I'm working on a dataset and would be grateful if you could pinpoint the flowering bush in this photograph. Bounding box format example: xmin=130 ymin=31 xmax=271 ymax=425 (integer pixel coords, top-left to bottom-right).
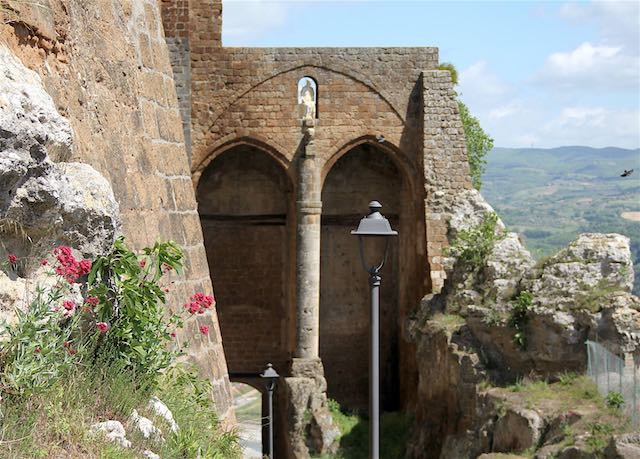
xmin=87 ymin=237 xmax=187 ymax=379
xmin=1 ymin=238 xmax=217 ymax=395
xmin=0 ymin=284 xmax=88 ymax=396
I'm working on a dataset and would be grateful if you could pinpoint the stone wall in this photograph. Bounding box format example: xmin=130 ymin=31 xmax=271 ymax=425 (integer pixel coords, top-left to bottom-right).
xmin=0 ymin=0 xmax=234 ymax=422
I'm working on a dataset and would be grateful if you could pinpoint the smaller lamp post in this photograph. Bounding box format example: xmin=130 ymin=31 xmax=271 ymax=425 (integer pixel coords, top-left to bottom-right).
xmin=261 ymin=363 xmax=280 ymax=459
xmin=351 ymin=201 xmax=397 ymax=459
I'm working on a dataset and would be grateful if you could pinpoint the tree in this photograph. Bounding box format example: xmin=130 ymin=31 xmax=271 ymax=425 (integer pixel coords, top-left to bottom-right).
xmin=438 ymin=63 xmax=494 ymax=190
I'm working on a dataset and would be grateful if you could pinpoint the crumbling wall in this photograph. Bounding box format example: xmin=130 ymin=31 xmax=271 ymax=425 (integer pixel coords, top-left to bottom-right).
xmin=0 ymin=0 xmax=234 ymax=421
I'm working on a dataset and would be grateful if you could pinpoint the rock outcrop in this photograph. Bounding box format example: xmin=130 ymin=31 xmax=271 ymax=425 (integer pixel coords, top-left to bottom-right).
xmin=407 ymin=190 xmax=639 ymax=458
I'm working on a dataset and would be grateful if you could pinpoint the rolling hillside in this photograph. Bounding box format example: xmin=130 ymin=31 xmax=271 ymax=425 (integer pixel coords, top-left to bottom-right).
xmin=482 ymin=146 xmax=640 ymax=294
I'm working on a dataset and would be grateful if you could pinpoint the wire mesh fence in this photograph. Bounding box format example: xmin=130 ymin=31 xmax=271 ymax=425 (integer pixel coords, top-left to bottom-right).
xmin=586 ymin=340 xmax=639 ymax=427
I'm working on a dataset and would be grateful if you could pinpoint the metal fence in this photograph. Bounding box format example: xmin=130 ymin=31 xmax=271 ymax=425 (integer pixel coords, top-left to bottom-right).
xmin=586 ymin=340 xmax=639 ymax=426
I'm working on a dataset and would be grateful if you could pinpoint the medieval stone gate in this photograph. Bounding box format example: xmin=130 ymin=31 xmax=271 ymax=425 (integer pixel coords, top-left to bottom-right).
xmin=160 ymin=0 xmax=473 ymax=455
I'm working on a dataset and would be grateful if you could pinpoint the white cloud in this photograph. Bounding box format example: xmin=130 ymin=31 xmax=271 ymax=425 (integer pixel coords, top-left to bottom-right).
xmin=559 ymin=1 xmax=640 ymax=51
xmin=459 ymin=61 xmax=511 ymax=101
xmin=489 ymin=101 xmax=522 ymax=121
xmin=538 ymin=106 xmax=640 ymax=147
xmin=223 ymin=1 xmax=291 ymax=42
xmin=535 ymin=42 xmax=639 ymax=90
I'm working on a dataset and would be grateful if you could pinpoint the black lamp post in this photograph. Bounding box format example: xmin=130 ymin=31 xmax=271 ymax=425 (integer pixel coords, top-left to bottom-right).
xmin=260 ymin=363 xmax=279 ymax=459
xmin=351 ymin=201 xmax=397 ymax=459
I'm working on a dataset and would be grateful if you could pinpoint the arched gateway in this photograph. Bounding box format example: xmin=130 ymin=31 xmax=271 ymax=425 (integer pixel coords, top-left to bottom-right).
xmin=161 ymin=0 xmax=474 ymax=455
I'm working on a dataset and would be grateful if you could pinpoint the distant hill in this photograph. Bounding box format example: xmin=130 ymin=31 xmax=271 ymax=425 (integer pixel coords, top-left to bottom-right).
xmin=482 ymin=146 xmax=640 ymax=295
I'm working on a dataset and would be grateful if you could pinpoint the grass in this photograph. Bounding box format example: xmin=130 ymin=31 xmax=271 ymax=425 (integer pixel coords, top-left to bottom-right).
xmin=429 ymin=313 xmax=466 ymax=333
xmin=487 ymin=374 xmax=632 ymax=456
xmin=312 ymin=399 xmax=412 ymax=459
xmin=0 ymin=363 xmax=240 ymax=459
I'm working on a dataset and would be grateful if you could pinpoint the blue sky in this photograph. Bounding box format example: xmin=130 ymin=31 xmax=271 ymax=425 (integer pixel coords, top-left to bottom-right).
xmin=222 ymin=0 xmax=640 ymax=149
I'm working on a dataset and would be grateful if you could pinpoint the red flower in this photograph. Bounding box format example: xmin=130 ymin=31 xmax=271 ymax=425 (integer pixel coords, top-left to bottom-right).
xmin=63 ymin=341 xmax=70 ymax=348
xmin=170 ymin=331 xmax=177 ymax=338
xmin=85 ymin=296 xmax=99 ymax=307
xmin=139 ymin=260 xmax=146 ymax=268
xmin=62 ymin=300 xmax=76 ymax=311
xmin=96 ymin=322 xmax=109 ymax=333
xmin=199 ymin=325 xmax=209 ymax=335
xmin=53 ymin=246 xmax=92 ymax=283
xmin=164 ymin=288 xmax=170 ymax=293
xmin=162 ymin=263 xmax=173 ymax=272
xmin=40 ymin=259 xmax=48 ymax=266
xmin=7 ymin=254 xmax=17 ymax=264
xmin=68 ymin=348 xmax=77 ymax=355
xmin=184 ymin=292 xmax=216 ymax=315
xmin=35 ymin=346 xmax=41 ymax=353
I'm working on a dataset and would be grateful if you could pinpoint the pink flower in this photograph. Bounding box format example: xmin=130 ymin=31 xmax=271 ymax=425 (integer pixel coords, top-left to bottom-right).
xmin=184 ymin=292 xmax=216 ymax=315
xmin=41 ymin=259 xmax=48 ymax=266
xmin=7 ymin=254 xmax=17 ymax=264
xmin=53 ymin=246 xmax=92 ymax=283
xmin=62 ymin=300 xmax=76 ymax=311
xmin=96 ymin=322 xmax=109 ymax=333
xmin=170 ymin=331 xmax=177 ymax=338
xmin=139 ymin=260 xmax=146 ymax=268
xmin=199 ymin=325 xmax=209 ymax=335
xmin=85 ymin=296 xmax=99 ymax=307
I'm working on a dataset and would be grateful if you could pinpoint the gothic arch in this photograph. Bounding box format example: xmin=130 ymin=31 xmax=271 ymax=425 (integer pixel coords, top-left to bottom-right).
xmin=196 ymin=142 xmax=295 ymax=375
xmin=193 ymin=135 xmax=293 ymax=189
xmin=321 ymin=134 xmax=418 ymax=197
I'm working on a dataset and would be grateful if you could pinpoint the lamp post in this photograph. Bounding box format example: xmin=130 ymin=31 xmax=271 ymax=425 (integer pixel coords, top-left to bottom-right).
xmin=261 ymin=363 xmax=280 ymax=459
xmin=351 ymin=201 xmax=398 ymax=459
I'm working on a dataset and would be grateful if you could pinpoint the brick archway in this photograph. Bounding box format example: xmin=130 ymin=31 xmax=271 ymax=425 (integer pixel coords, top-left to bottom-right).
xmin=320 ymin=142 xmax=410 ymax=412
xmin=196 ymin=142 xmax=295 ymax=375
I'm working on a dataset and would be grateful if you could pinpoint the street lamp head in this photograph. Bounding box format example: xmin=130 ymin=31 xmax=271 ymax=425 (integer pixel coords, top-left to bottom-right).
xmin=350 ymin=201 xmax=398 ymax=237
xmin=260 ymin=363 xmax=280 ymax=391
xmin=352 ymin=201 xmax=398 ymax=273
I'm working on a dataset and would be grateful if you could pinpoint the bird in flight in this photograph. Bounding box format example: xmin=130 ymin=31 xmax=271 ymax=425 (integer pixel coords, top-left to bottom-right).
xmin=375 ymin=134 xmax=386 ymax=143
xmin=620 ymin=169 xmax=634 ymax=177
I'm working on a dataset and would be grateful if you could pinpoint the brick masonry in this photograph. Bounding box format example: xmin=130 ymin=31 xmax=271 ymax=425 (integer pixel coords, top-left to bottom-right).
xmin=0 ymin=0 xmax=234 ymax=422
xmin=158 ymin=0 xmax=473 ymax=417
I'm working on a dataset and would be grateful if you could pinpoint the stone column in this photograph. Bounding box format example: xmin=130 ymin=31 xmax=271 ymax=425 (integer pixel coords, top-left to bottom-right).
xmin=295 ymin=133 xmax=322 ymax=360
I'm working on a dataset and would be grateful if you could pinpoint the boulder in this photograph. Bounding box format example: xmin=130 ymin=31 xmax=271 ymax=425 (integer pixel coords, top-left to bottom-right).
xmin=493 ymin=408 xmax=545 ymax=453
xmin=90 ymin=420 xmax=131 ymax=448
xmin=0 ymin=45 xmax=120 ymax=265
xmin=130 ymin=409 xmax=163 ymax=440
xmin=605 ymin=433 xmax=640 ymax=459
xmin=0 ymin=45 xmax=72 ymax=158
xmin=148 ymin=396 xmax=179 ymax=433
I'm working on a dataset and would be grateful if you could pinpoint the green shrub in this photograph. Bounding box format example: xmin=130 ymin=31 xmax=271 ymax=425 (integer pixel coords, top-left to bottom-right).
xmin=87 ymin=237 xmax=185 ymax=381
xmin=0 ymin=238 xmax=236 ymax=458
xmin=0 ymin=283 xmax=90 ymax=396
xmin=509 ymin=291 xmax=533 ymax=350
xmin=605 ymin=391 xmax=625 ymax=410
xmin=446 ymin=212 xmax=503 ymax=271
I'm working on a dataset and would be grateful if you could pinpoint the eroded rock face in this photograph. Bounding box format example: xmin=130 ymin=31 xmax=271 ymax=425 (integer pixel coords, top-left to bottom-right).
xmin=0 ymin=45 xmax=120 ymax=264
xmin=406 ymin=190 xmax=640 ymax=458
xmin=0 ymin=46 xmax=120 ymax=323
xmin=0 ymin=45 xmax=72 ymax=157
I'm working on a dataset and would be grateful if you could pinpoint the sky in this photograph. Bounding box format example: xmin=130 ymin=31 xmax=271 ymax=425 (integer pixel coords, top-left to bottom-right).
xmin=222 ymin=0 xmax=640 ymax=149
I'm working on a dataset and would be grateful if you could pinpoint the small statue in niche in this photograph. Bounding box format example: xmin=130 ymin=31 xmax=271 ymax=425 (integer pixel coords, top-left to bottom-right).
xmin=298 ymin=78 xmax=316 ymax=123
